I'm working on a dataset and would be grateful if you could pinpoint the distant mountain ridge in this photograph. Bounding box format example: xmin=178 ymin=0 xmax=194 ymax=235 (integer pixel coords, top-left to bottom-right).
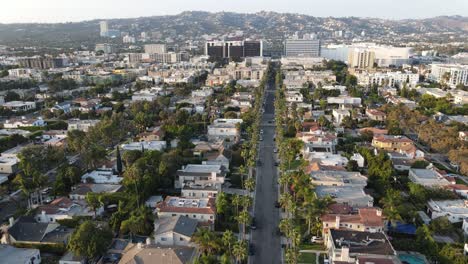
xmin=0 ymin=11 xmax=466 ymax=48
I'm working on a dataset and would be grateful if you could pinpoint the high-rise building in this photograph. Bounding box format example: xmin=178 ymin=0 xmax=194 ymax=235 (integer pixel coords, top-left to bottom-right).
xmin=348 ymin=49 xmax=375 ymax=69
xmin=144 ymin=44 xmax=167 ymax=54
xmin=205 ymin=39 xmax=262 ymax=58
xmin=100 ymin=21 xmax=108 ymax=37
xmin=18 ymin=57 xmax=64 ymax=69
xmin=284 ymin=38 xmax=320 ymax=57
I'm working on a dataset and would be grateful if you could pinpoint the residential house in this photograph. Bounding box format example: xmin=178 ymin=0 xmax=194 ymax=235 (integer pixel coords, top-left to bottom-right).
xmin=366 ymin=109 xmax=386 ymax=121
xmin=3 ymin=117 xmax=46 ymax=129
xmin=310 ymin=170 xmax=367 ymax=187
xmin=372 ymin=135 xmax=424 ymax=160
xmin=69 ymin=183 xmax=123 ymax=200
xmin=327 ymin=230 xmax=397 ymax=264
xmin=118 ymin=243 xmax=196 ymax=264
xmin=0 ymin=244 xmax=41 ymax=264
xmin=207 ymin=118 xmax=243 ymax=142
xmin=154 ymin=216 xmax=198 ymax=246
xmin=202 ymin=147 xmax=231 ymax=169
xmin=408 ymin=168 xmax=451 ymax=187
xmin=315 ymin=185 xmax=374 ymax=208
xmin=427 ymin=199 xmax=468 ymax=223
xmin=121 ymin=141 xmax=167 ymax=152
xmin=156 ymin=196 xmax=216 ymax=225
xmin=298 ymin=132 xmax=338 ymax=153
xmin=321 ymin=208 xmax=385 ymax=241
xmin=81 ymin=167 xmax=122 ymax=184
xmin=35 ymin=197 xmax=99 ymax=223
xmin=176 ymin=164 xmax=227 ymax=198
xmin=59 ymin=251 xmax=85 ymax=264
xmin=67 ymin=119 xmax=100 ymax=132
xmin=1 ymin=216 xmax=73 ymax=245
xmin=137 ymin=127 xmax=164 ymax=142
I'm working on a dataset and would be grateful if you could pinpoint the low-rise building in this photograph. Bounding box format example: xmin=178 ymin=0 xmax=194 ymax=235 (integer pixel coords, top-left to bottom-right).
xmin=408 ymin=168 xmax=451 ymax=187
xmin=69 ymin=183 xmax=123 ymax=200
xmin=67 ymin=119 xmax=100 ymax=132
xmin=176 ymin=164 xmax=226 ymax=198
xmin=119 ymin=243 xmax=196 ymax=264
xmin=427 ymin=199 xmax=468 ymax=223
xmin=121 ymin=141 xmax=167 ymax=152
xmin=366 ymin=109 xmax=386 ymax=121
xmin=156 ymin=196 xmax=216 ymax=225
xmin=0 ymin=244 xmax=41 ymax=264
xmin=3 ymin=117 xmax=46 ymax=128
xmin=327 ymin=230 xmax=397 ymax=264
xmin=372 ymin=135 xmax=414 ymax=152
xmin=81 ymin=167 xmax=122 ymax=184
xmin=154 ymin=216 xmax=198 ymax=246
xmin=310 ymin=170 xmax=367 ymax=187
xmin=1 ymin=101 xmax=36 ymax=112
xmin=207 ymin=118 xmax=243 ymax=142
xmin=2 ymin=216 xmax=73 ymax=245
xmin=35 ymin=197 xmax=98 ymax=223
xmin=321 ymin=208 xmax=385 ymax=241
xmin=315 ymin=185 xmax=374 ymax=208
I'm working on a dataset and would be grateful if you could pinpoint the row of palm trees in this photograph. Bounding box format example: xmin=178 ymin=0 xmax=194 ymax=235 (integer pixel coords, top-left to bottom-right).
xmin=192 ymin=63 xmax=272 ymax=264
xmin=274 ymin=67 xmax=333 ymax=264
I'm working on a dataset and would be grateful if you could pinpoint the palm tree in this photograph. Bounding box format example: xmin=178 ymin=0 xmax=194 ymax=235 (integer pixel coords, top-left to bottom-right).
xmin=381 ymin=189 xmax=403 ymax=225
xmin=243 ymin=178 xmax=255 ymax=192
xmin=192 ymin=228 xmax=220 ymax=255
xmin=232 ymin=240 xmax=248 ymax=264
xmin=240 ymin=196 xmax=252 ymax=211
xmin=238 ymin=165 xmax=247 ymax=191
xmin=222 ymin=230 xmax=235 ymax=254
xmin=232 ymin=194 xmax=242 ymax=217
xmin=237 ymin=210 xmax=251 ymax=240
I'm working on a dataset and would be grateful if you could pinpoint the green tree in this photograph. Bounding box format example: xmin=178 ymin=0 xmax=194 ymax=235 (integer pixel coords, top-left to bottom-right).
xmin=192 ymin=228 xmax=220 ymax=255
xmin=68 ymin=221 xmax=113 ymax=259
xmin=232 ymin=240 xmax=248 ymax=264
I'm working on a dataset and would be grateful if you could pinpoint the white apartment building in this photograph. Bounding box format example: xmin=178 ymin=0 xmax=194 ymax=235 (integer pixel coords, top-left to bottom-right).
xmin=429 ymin=64 xmax=468 ymax=88
xmin=408 ymin=168 xmax=451 ymax=187
xmin=132 ymin=88 xmax=159 ymax=102
xmin=356 ymin=71 xmax=419 ymax=88
xmin=176 ymin=164 xmax=227 ymax=199
xmin=348 ymin=49 xmax=375 ymax=69
xmin=121 ymin=141 xmax=167 ymax=152
xmin=284 ymin=38 xmax=320 ymax=57
xmin=144 ymin=44 xmax=167 ymax=54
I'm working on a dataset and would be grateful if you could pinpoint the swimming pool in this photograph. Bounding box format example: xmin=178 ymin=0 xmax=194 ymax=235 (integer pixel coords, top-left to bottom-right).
xmin=398 ymin=253 xmax=427 ymax=264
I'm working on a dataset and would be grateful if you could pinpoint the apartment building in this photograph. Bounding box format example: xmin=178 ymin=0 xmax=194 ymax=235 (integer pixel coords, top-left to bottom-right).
xmin=429 ymin=64 xmax=468 ymax=88
xmin=176 ymin=164 xmax=226 ymax=198
xmin=284 ymin=38 xmax=320 ymax=57
xmin=156 ymin=196 xmax=216 ymax=225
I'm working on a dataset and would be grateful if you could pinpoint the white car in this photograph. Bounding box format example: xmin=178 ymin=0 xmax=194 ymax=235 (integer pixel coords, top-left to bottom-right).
xmin=311 ymin=236 xmax=323 ymax=243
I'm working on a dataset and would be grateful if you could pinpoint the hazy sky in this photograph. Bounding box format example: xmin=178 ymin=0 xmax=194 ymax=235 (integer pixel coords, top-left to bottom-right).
xmin=1 ymin=0 xmax=467 ymax=23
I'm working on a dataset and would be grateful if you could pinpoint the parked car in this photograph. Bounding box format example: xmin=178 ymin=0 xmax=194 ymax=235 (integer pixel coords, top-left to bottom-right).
xmin=250 ymin=218 xmax=257 ymax=230
xmin=311 ymin=236 xmax=323 ymax=243
xmin=274 ymin=201 xmax=281 ymax=208
xmin=249 ymin=243 xmax=255 ymax=255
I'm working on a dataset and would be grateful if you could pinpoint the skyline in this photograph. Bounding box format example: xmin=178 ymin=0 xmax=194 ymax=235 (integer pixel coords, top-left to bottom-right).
xmin=0 ymin=0 xmax=467 ymax=23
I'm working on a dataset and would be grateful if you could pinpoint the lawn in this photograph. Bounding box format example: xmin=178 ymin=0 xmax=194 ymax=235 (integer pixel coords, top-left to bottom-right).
xmin=455 ymin=178 xmax=468 ymax=185
xmin=298 ymin=252 xmax=316 ymax=264
xmin=300 ymin=243 xmax=326 ymax=251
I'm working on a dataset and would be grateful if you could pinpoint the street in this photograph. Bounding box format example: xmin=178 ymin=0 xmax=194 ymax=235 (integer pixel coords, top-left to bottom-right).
xmin=250 ymin=81 xmax=282 ymax=264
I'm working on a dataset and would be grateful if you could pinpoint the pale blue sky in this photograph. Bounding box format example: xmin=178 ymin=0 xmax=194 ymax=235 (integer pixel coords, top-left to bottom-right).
xmin=1 ymin=0 xmax=467 ymax=23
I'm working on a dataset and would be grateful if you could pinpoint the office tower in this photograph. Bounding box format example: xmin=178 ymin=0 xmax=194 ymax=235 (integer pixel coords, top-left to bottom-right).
xmin=348 ymin=49 xmax=376 ymax=69
xmin=284 ymin=38 xmax=320 ymax=57
xmin=100 ymin=21 xmax=108 ymax=37
xmin=144 ymin=44 xmax=167 ymax=54
xmin=205 ymin=39 xmax=262 ymax=58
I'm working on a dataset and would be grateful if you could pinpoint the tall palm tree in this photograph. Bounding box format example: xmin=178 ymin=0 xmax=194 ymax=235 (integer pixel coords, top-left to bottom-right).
xmin=237 ymin=210 xmax=251 ymax=240
xmin=232 ymin=194 xmax=242 ymax=217
xmin=192 ymin=228 xmax=220 ymax=256
xmin=243 ymin=178 xmax=255 ymax=193
xmin=222 ymin=230 xmax=235 ymax=254
xmin=232 ymin=240 xmax=248 ymax=264
xmin=240 ymin=196 xmax=252 ymax=211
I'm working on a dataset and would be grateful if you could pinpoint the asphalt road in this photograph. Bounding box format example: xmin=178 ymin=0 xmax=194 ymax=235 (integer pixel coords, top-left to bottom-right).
xmin=250 ymin=82 xmax=282 ymax=264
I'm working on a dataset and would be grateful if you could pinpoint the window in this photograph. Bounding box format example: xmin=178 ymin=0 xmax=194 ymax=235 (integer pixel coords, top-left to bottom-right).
xmin=161 ymin=237 xmax=167 ymax=241
xmin=172 ymin=214 xmax=177 ymax=217
xmin=180 ymin=237 xmax=184 ymax=241
xmin=210 ymin=216 xmax=213 ymax=219
xmin=193 ymin=215 xmax=196 ymax=218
